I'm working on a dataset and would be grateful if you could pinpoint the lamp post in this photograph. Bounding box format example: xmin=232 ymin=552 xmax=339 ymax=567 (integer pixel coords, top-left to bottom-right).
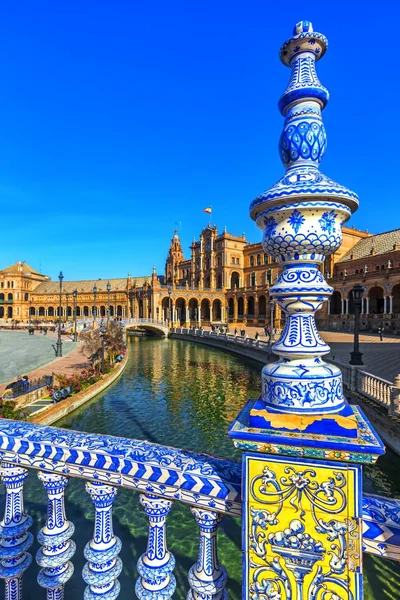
xmin=107 ymin=281 xmax=111 ymax=323
xmin=269 ymin=298 xmax=275 ymax=342
xmin=55 ymin=271 xmax=63 ymax=357
xmin=93 ymin=285 xmax=97 ymax=326
xmin=65 ymin=292 xmax=69 ymax=324
xmin=29 ymin=298 xmax=32 ymax=327
xmin=167 ymin=286 xmax=172 ymax=326
xmin=350 ymin=283 xmax=364 ymax=365
xmin=114 ymin=293 xmax=117 ymax=320
xmin=72 ymin=289 xmax=78 ymax=342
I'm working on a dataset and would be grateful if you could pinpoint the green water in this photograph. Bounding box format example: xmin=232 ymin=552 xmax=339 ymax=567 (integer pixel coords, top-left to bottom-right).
xmin=14 ymin=338 xmax=400 ymax=598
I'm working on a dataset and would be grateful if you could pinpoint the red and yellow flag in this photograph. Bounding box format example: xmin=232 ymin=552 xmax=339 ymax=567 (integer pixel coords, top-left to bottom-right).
xmin=203 ymin=207 xmax=212 ymax=214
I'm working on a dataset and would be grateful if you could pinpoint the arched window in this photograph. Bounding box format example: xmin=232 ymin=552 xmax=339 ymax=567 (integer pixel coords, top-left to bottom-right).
xmin=24 ymin=293 xmax=29 ymax=301
xmin=48 ymin=307 xmax=54 ymax=317
xmin=236 ymin=258 xmax=239 ymax=265
xmin=83 ymin=306 xmax=89 ymax=317
xmin=0 ymin=293 xmax=4 ymax=301
xmin=250 ymin=256 xmax=254 ymax=267
xmin=264 ymin=254 xmax=268 ymax=264
xmin=7 ymin=293 xmax=13 ymax=301
xmin=117 ymin=305 xmax=123 ymax=316
xmin=375 ymin=265 xmax=380 ymax=271
xmin=38 ymin=307 xmax=45 ymax=317
xmin=257 ymin=254 xmax=261 ymax=265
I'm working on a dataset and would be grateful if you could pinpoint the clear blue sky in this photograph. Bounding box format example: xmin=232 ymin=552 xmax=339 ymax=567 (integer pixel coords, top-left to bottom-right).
xmin=0 ymin=1 xmax=397 ymax=281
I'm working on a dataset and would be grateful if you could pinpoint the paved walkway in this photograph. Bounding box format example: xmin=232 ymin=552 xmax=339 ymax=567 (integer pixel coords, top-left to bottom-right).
xmin=205 ymin=326 xmax=400 ymax=382
xmin=0 ymin=333 xmax=90 ymax=398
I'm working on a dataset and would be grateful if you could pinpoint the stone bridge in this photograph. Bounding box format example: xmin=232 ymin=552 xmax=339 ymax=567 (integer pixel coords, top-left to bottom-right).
xmin=123 ymin=317 xmax=169 ymax=337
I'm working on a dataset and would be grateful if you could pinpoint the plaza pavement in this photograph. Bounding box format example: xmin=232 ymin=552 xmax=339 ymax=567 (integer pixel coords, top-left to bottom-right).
xmin=0 ymin=330 xmax=90 ymax=397
xmin=205 ymin=326 xmax=400 ymax=383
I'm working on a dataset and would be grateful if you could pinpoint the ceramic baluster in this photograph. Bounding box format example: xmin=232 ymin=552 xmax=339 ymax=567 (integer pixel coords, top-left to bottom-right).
xmin=36 ymin=472 xmax=75 ymax=600
xmin=0 ymin=463 xmax=33 ymax=600
xmin=187 ymin=508 xmax=227 ymax=600
xmin=135 ymin=493 xmax=176 ymax=599
xmin=83 ymin=481 xmax=122 ymax=600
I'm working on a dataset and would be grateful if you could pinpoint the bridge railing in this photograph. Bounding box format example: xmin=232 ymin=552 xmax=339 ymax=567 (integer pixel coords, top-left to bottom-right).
xmin=125 ymin=318 xmax=168 ymax=327
xmin=0 ymin=419 xmax=398 ymax=600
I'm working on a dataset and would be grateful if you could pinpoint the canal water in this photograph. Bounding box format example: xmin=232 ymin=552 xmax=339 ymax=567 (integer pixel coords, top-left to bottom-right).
xmin=16 ymin=338 xmax=400 ymax=598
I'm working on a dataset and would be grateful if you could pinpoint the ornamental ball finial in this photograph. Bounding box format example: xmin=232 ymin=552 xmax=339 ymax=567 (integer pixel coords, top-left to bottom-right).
xmin=293 ymin=20 xmax=313 ymax=35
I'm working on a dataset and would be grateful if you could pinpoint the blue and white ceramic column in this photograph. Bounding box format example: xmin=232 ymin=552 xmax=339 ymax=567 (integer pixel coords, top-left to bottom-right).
xmin=135 ymin=493 xmax=176 ymax=599
xmin=36 ymin=472 xmax=75 ymax=600
xmin=229 ymin=21 xmax=385 ymax=600
xmin=83 ymin=481 xmax=122 ymax=600
xmin=0 ymin=463 xmax=33 ymax=600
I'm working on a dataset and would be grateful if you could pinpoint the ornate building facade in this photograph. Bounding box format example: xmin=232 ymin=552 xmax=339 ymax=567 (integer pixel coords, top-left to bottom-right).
xmin=1 ymin=225 xmax=399 ymax=331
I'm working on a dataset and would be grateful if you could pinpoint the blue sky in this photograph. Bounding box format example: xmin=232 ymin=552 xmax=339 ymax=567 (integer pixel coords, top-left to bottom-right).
xmin=0 ymin=1 xmax=397 ymax=281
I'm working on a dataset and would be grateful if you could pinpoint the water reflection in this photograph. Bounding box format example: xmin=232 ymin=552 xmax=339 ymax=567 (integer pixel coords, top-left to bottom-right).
xmin=2 ymin=338 xmax=400 ymax=599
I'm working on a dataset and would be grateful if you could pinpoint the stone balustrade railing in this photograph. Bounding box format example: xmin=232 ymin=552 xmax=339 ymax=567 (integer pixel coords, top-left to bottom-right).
xmin=0 ymin=419 xmax=398 ymax=599
xmin=357 ymin=371 xmax=393 ymax=408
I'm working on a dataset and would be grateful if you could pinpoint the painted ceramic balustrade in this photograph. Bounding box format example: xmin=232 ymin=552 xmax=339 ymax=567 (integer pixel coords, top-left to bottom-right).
xmin=36 ymin=472 xmax=75 ymax=600
xmin=135 ymin=493 xmax=176 ymax=600
xmin=83 ymin=481 xmax=122 ymax=600
xmin=249 ymin=21 xmax=359 ymax=420
xmin=0 ymin=463 xmax=33 ymax=600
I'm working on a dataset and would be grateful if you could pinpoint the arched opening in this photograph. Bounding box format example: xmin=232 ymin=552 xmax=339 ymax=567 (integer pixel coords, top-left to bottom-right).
xmin=67 ymin=306 xmax=72 ymax=317
xmin=189 ymin=298 xmax=199 ymax=322
xmin=330 ymin=291 xmax=341 ymax=315
xmin=24 ymin=293 xmax=29 ymax=301
xmin=247 ymin=296 xmax=255 ymax=316
xmin=138 ymin=299 xmax=144 ymax=318
xmin=7 ymin=306 xmax=12 ymax=318
xmin=83 ymin=306 xmax=89 ymax=317
xmin=238 ymin=297 xmax=244 ymax=319
xmin=212 ymin=299 xmax=221 ymax=321
xmin=175 ymin=298 xmax=186 ymax=325
xmin=0 ymin=293 xmax=3 ymax=301
xmin=29 ymin=307 xmax=35 ymax=316
xmin=161 ymin=297 xmax=170 ymax=321
xmin=117 ymin=305 xmax=123 ymax=317
xmin=0 ymin=307 xmax=3 ymax=318
xmin=57 ymin=306 xmax=62 ymax=317
xmin=76 ymin=306 xmax=81 ymax=317
xmin=230 ymin=271 xmax=240 ymax=289
xmin=257 ymin=254 xmax=261 ymax=266
xmin=227 ymin=298 xmax=234 ymax=322
xmin=258 ymin=295 xmax=267 ymax=317
xmin=38 ymin=307 xmax=45 ymax=317
xmin=100 ymin=306 xmax=106 ymax=317
xmin=393 ymin=284 xmax=400 ymax=314
xmin=347 ymin=291 xmax=355 ymax=315
xmin=216 ymin=274 xmax=222 ymax=289
xmin=48 ymin=307 xmax=55 ymax=317
xmin=7 ymin=293 xmax=13 ymax=301
xmin=369 ymin=287 xmax=384 ymax=314
xmin=200 ymin=298 xmax=210 ymax=322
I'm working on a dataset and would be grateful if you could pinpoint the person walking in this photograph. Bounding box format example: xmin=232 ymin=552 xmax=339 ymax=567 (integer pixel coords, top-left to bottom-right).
xmin=378 ymin=325 xmax=384 ymax=341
